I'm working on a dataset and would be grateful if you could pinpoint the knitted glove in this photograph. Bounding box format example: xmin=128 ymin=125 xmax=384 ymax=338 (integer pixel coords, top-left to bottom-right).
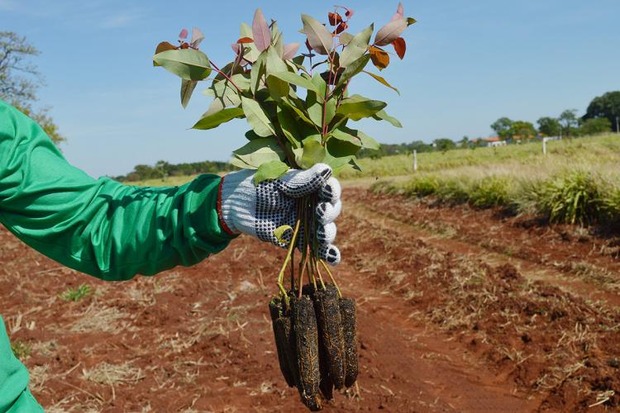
xmin=217 ymin=163 xmax=341 ymax=265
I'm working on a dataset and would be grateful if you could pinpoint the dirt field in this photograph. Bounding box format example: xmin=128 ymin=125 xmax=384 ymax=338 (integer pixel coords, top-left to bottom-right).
xmin=2 ymin=181 xmax=619 ymax=412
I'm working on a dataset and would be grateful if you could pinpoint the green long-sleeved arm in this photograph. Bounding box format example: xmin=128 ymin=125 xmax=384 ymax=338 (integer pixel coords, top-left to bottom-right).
xmin=0 ymin=100 xmax=236 ymax=281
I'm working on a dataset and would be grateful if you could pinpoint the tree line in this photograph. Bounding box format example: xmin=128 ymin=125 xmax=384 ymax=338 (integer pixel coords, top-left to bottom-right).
xmin=113 ymin=160 xmax=237 ymax=182
xmin=490 ymin=91 xmax=619 ymax=141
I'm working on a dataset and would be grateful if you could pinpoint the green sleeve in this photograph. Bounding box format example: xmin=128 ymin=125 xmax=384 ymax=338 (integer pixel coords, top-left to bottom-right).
xmin=0 ymin=100 xmax=236 ymax=281
xmin=0 ymin=316 xmax=44 ymax=413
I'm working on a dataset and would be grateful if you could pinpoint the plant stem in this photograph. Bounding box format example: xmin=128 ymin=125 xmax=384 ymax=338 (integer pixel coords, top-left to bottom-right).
xmin=276 ymin=219 xmax=301 ymax=297
xmin=208 ymin=60 xmax=244 ymax=95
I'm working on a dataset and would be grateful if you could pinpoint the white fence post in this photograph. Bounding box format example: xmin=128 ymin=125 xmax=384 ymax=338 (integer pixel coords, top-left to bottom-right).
xmin=413 ymin=150 xmax=418 ymax=172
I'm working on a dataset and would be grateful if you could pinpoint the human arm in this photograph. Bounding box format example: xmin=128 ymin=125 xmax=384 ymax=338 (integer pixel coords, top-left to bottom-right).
xmin=0 ymin=100 xmax=235 ymax=280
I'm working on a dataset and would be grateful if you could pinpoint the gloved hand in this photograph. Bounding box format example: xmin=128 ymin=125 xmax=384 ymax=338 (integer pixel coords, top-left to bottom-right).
xmin=217 ymin=163 xmax=341 ymax=265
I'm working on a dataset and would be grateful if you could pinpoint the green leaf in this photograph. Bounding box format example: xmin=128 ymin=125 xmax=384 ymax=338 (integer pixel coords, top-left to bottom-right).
xmin=276 ymin=106 xmax=303 ymax=149
xmin=239 ymin=22 xmax=261 ymax=63
xmin=300 ymin=136 xmax=326 ymax=169
xmin=301 ymin=14 xmax=333 ymax=55
xmin=264 ymin=46 xmax=288 ymax=76
xmin=336 ymin=54 xmax=371 ymax=89
xmin=310 ymin=72 xmax=328 ymax=102
xmin=242 ymin=96 xmax=276 ymax=137
xmin=336 ymin=94 xmax=387 ymax=121
xmin=363 ymin=70 xmax=400 ymax=94
xmin=192 ymin=107 xmax=244 ymax=130
xmin=253 ymin=160 xmax=290 ymax=184
xmin=338 ymin=32 xmax=354 ymax=46
xmin=180 ymin=79 xmax=198 ymax=108
xmin=306 ymin=91 xmax=322 ymax=128
xmin=281 ymin=96 xmax=319 ymax=130
xmin=205 ymin=73 xmax=249 ymax=107
xmin=358 ymin=130 xmax=381 ymax=150
xmin=250 ymin=52 xmax=266 ymax=95
xmin=330 ymin=127 xmax=363 ymax=147
xmin=153 ymin=49 xmax=212 ymax=81
xmin=244 ymin=130 xmax=263 ymax=141
xmin=324 ymin=97 xmax=337 ymax=127
xmin=339 ymin=24 xmax=373 ymax=68
xmin=373 ymin=109 xmax=403 ymax=128
xmin=266 ymin=75 xmax=289 ymax=100
xmin=269 ymin=71 xmax=319 ymax=94
xmin=232 ymin=138 xmax=285 ymax=168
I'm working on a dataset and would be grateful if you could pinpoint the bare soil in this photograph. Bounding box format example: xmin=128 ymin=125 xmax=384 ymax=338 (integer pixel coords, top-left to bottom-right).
xmin=2 ymin=181 xmax=620 ymax=412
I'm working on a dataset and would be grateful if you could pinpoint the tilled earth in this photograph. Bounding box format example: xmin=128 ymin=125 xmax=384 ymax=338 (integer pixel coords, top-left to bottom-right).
xmin=1 ymin=182 xmax=619 ymax=412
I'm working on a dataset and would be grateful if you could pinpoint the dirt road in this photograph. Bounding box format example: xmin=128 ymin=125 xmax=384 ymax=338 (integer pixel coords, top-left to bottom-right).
xmin=1 ymin=182 xmax=619 ymax=412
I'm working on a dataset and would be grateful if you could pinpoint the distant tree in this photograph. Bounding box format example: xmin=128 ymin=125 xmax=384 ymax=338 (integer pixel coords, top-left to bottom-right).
xmin=458 ymin=135 xmax=470 ymax=148
xmin=537 ymin=116 xmax=561 ymax=137
xmin=409 ymin=140 xmax=433 ymax=153
xmin=433 ymin=138 xmax=456 ymax=152
xmin=578 ymin=117 xmax=611 ymax=136
xmin=510 ymin=121 xmax=536 ymax=141
xmin=558 ymin=109 xmax=579 ymax=138
xmin=0 ymin=31 xmax=65 ymax=145
xmin=583 ymin=91 xmax=620 ymax=132
xmin=491 ymin=117 xmax=513 ymax=140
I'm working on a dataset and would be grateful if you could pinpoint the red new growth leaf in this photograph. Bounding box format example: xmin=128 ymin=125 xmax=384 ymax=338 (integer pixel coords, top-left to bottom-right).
xmin=283 ymin=43 xmax=300 ymax=60
xmin=155 ymin=41 xmax=178 ymax=54
xmin=237 ymin=37 xmax=254 ymax=44
xmin=369 ymin=45 xmax=390 ymax=70
xmin=392 ymin=37 xmax=406 ymax=59
xmin=190 ymin=27 xmax=205 ymax=49
xmin=392 ymin=2 xmax=405 ymax=21
xmin=374 ymin=2 xmax=408 ymax=46
xmin=252 ymin=9 xmax=271 ymax=52
xmin=329 ymin=12 xmax=343 ymax=26
xmin=345 ymin=7 xmax=354 ymax=18
xmin=178 ymin=28 xmax=189 ymax=40
xmin=334 ymin=21 xmax=348 ymax=35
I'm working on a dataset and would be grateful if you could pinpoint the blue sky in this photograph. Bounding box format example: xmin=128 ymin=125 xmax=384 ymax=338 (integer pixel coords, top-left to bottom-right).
xmin=1 ymin=1 xmax=618 ymax=178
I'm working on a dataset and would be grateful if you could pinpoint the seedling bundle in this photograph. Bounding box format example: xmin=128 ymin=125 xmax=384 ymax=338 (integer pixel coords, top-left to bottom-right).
xmin=153 ymin=4 xmax=414 ymax=410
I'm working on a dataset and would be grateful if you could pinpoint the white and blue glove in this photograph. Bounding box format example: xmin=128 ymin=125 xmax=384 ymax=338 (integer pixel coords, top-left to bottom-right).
xmin=217 ymin=163 xmax=341 ymax=265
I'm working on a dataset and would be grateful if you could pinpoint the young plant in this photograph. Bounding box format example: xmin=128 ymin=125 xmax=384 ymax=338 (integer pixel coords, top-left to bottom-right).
xmin=153 ymin=3 xmax=414 ymax=179
xmin=153 ymin=4 xmax=414 ymax=410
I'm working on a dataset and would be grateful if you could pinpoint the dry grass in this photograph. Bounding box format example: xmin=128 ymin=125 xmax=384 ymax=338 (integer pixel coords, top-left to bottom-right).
xmin=69 ymin=303 xmax=133 ymax=334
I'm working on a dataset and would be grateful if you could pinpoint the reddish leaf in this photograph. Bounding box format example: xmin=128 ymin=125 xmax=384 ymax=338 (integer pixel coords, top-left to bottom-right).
xmin=301 ymin=14 xmax=333 ymax=55
xmin=344 ymin=7 xmax=354 ymax=18
xmin=178 ymin=28 xmax=189 ymax=40
xmin=283 ymin=43 xmax=300 ymax=60
xmin=237 ymin=36 xmax=254 ymax=44
xmin=374 ymin=17 xmax=407 ymax=46
xmin=155 ymin=41 xmax=178 ymax=54
xmin=392 ymin=2 xmax=405 ymax=21
xmin=328 ymin=12 xmax=343 ymax=26
xmin=252 ymin=9 xmax=271 ymax=52
xmin=190 ymin=27 xmax=205 ymax=49
xmin=369 ymin=45 xmax=390 ymax=70
xmin=334 ymin=21 xmax=348 ymax=35
xmin=392 ymin=37 xmax=406 ymax=59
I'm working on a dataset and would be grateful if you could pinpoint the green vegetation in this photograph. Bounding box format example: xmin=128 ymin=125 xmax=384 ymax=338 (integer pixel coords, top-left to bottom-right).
xmin=113 ymin=160 xmax=235 ymax=182
xmin=11 ymin=340 xmax=31 ymax=360
xmin=0 ymin=31 xmax=65 ymax=145
xmin=363 ymin=133 xmax=620 ymax=227
xmin=60 ymin=284 xmax=92 ymax=302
